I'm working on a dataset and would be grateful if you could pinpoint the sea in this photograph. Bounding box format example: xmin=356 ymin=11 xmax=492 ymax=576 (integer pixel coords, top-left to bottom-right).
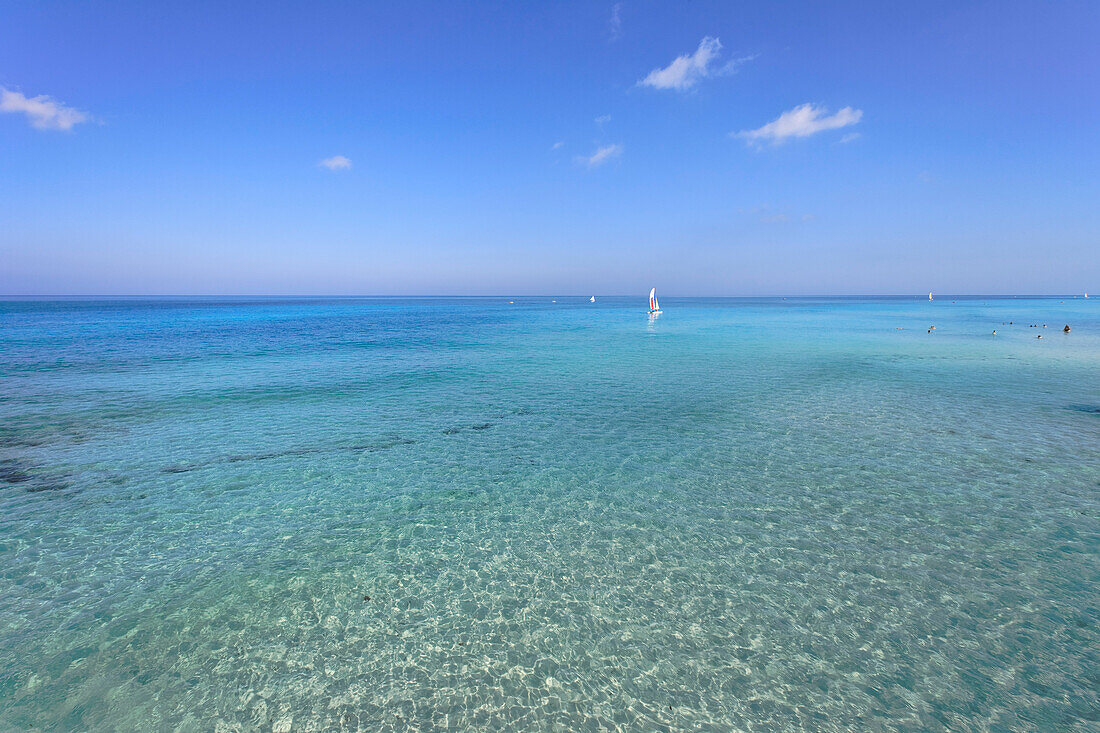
xmin=1 ymin=296 xmax=1097 ymax=731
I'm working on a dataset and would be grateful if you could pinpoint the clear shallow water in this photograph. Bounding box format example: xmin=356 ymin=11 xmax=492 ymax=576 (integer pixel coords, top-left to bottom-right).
xmin=1 ymin=296 xmax=1097 ymax=731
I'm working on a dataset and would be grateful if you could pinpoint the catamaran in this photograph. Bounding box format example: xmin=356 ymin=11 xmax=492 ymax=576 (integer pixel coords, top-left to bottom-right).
xmin=648 ymin=288 xmax=662 ymax=314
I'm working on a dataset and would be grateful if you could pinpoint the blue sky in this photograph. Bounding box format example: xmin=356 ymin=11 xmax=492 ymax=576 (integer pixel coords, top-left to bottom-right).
xmin=2 ymin=0 xmax=1098 ymax=295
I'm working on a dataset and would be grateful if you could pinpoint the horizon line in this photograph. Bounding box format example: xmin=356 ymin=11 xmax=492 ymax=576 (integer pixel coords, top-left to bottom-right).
xmin=0 ymin=293 xmax=1090 ymax=300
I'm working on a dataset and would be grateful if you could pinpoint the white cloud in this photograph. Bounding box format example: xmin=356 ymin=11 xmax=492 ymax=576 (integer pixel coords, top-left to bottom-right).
xmin=551 ymin=141 xmax=565 ymax=150
xmin=0 ymin=87 xmax=92 ymax=131
xmin=319 ymin=155 xmax=352 ymax=170
xmin=609 ymin=3 xmax=623 ymax=41
xmin=595 ymin=114 xmax=611 ymax=125
xmin=736 ymin=103 xmax=862 ymax=145
xmin=579 ymin=143 xmax=622 ymax=168
xmin=639 ymin=37 xmax=745 ymax=91
xmin=839 ymin=132 xmax=861 ymax=144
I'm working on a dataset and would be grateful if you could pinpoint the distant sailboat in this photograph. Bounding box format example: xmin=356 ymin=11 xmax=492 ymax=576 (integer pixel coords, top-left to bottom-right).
xmin=648 ymin=288 xmax=662 ymax=314
xmin=928 ymin=292 xmax=934 ymax=301
xmin=1086 ymin=292 xmax=1089 ymax=299
xmin=590 ymin=296 xmax=596 ymax=303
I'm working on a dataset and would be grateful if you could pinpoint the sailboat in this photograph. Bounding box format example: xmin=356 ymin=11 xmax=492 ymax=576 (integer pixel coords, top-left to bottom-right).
xmin=590 ymin=296 xmax=596 ymax=303
xmin=1086 ymin=292 xmax=1089 ymax=299
xmin=648 ymin=288 xmax=662 ymax=314
xmin=928 ymin=292 xmax=934 ymax=301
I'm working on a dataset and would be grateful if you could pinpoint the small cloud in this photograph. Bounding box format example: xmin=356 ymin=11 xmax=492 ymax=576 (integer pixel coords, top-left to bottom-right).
xmin=595 ymin=114 xmax=611 ymax=125
xmin=735 ymin=103 xmax=862 ymax=145
xmin=639 ymin=36 xmax=735 ymax=91
xmin=319 ymin=155 xmax=352 ymax=171
xmin=737 ymin=204 xmax=771 ymax=216
xmin=741 ymin=205 xmax=813 ymax=223
xmin=551 ymin=141 xmax=565 ymax=151
xmin=578 ymin=143 xmax=623 ymax=168
xmin=839 ymin=132 xmax=861 ymax=144
xmin=0 ymin=87 xmax=92 ymax=131
xmin=609 ymin=3 xmax=623 ymax=41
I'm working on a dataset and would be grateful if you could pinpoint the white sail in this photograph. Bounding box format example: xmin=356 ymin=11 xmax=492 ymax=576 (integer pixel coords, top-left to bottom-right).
xmin=590 ymin=296 xmax=596 ymax=302
xmin=928 ymin=292 xmax=933 ymax=301
xmin=648 ymin=288 xmax=660 ymax=312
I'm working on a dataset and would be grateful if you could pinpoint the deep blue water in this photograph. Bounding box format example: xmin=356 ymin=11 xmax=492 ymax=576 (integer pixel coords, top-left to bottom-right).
xmin=1 ymin=296 xmax=1098 ymax=730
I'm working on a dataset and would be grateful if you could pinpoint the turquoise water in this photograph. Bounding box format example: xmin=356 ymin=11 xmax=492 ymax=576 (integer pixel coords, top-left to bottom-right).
xmin=1 ymin=296 xmax=1097 ymax=731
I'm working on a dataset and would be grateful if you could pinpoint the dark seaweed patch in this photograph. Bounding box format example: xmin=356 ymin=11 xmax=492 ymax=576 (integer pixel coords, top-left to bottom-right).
xmin=0 ymin=460 xmax=33 ymax=484
xmin=226 ymin=447 xmax=325 ymax=462
xmin=0 ymin=436 xmax=49 ymax=448
xmin=167 ymin=435 xmax=418 ymax=469
xmin=25 ymin=480 xmax=72 ymax=493
xmin=496 ymin=407 xmax=534 ymax=418
xmin=443 ymin=423 xmax=493 ymax=435
xmin=442 ymin=487 xmax=480 ymax=499
xmin=1068 ymin=404 xmax=1100 ymax=415
xmin=0 ymin=459 xmax=72 ymax=493
xmin=350 ymin=438 xmax=417 ymax=452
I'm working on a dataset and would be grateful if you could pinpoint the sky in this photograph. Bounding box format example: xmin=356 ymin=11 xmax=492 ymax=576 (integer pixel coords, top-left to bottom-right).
xmin=1 ymin=0 xmax=1098 ymax=296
